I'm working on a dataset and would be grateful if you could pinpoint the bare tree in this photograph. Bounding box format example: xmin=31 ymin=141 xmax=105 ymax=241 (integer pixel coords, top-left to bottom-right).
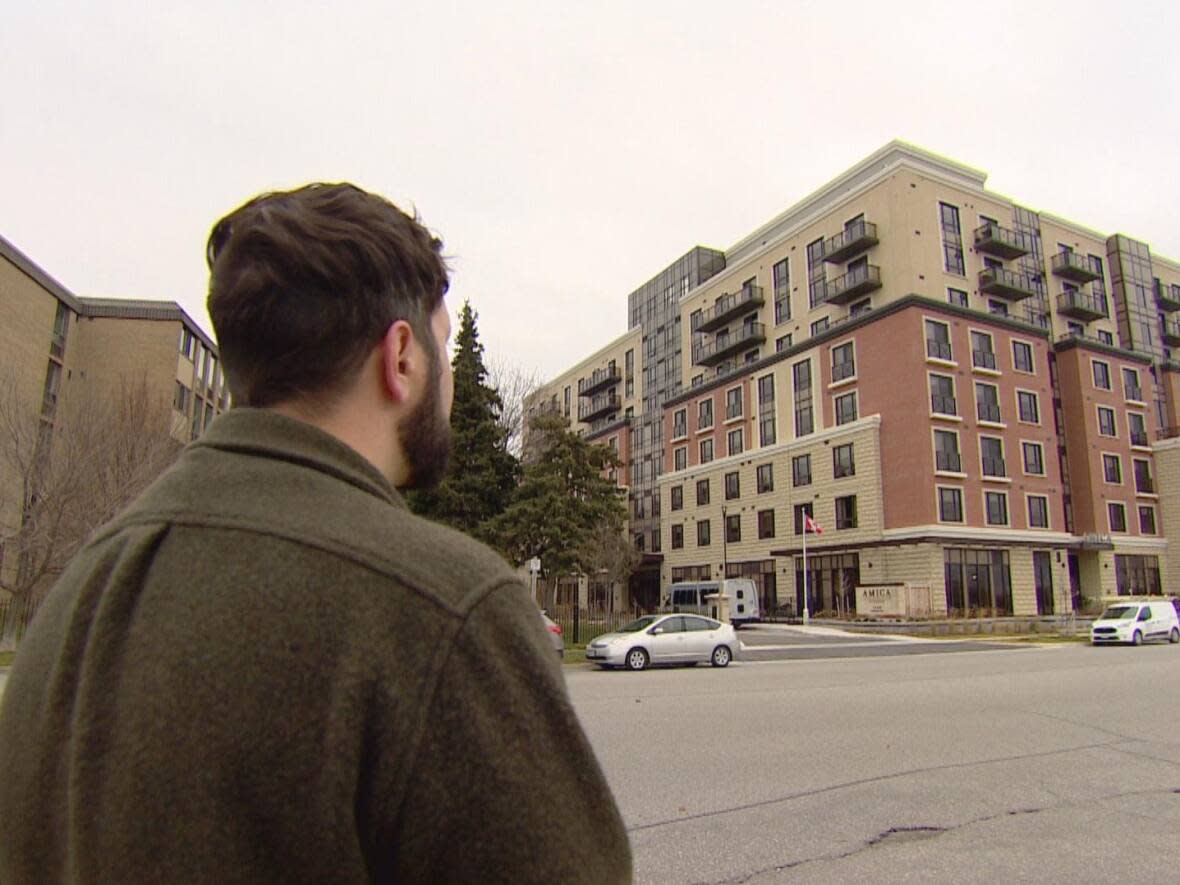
xmin=0 ymin=370 xmax=181 ymax=647
xmin=576 ymin=522 xmax=642 ymax=612
xmin=485 ymin=354 xmax=542 ymax=458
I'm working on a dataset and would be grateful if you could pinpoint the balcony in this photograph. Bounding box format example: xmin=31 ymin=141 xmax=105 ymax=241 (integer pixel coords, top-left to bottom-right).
xmin=577 ymin=391 xmax=621 ymax=423
xmin=821 ymin=264 xmax=882 ymax=306
xmin=821 ymin=221 xmax=879 ymax=264
xmin=1056 ymin=290 xmax=1106 ymax=322
xmin=973 ymin=223 xmax=1030 ymax=260
xmin=1164 ymin=317 xmax=1180 ymax=346
xmin=578 ymin=363 xmax=621 ymax=397
xmin=1158 ymin=282 xmax=1180 ymax=312
xmin=978 ymin=266 xmax=1037 ymax=301
xmin=693 ymin=323 xmax=766 ymax=367
xmin=1051 ymin=251 xmax=1101 ymax=283
xmin=696 ymin=286 xmax=766 ymax=333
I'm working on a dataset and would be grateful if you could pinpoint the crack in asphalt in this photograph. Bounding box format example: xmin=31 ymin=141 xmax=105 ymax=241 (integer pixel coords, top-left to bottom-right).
xmin=685 ymin=786 xmax=1180 ymax=885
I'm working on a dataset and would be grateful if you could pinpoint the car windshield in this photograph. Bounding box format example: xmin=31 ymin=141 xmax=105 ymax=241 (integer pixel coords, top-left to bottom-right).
xmin=617 ymin=616 xmax=661 ymax=633
xmin=1100 ymin=605 xmax=1137 ymax=620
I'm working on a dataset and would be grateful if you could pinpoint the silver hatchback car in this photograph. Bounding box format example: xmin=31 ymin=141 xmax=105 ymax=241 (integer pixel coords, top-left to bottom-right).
xmin=586 ymin=613 xmax=738 ymax=670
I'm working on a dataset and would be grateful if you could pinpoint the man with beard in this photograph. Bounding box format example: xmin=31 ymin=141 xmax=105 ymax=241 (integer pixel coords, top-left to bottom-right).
xmin=0 ymin=184 xmax=631 ymax=884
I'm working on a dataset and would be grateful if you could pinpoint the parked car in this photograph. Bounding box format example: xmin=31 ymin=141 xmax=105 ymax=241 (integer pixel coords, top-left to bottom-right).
xmin=1090 ymin=600 xmax=1180 ymax=646
xmin=586 ymin=613 xmax=738 ymax=670
xmin=541 ymin=611 xmax=564 ymax=658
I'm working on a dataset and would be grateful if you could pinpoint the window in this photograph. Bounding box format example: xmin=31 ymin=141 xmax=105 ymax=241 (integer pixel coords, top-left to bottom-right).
xmin=833 ymin=443 xmax=855 ymax=478
xmin=793 ymin=502 xmax=815 ymax=535
xmin=727 ymin=427 xmax=744 ymax=456
xmin=758 ymin=509 xmax=776 ymax=539
xmin=698 ymin=398 xmax=714 ymax=429
xmin=673 ymin=408 xmax=687 ymax=438
xmin=1103 ymin=454 xmax=1122 ymax=484
xmin=988 ymin=299 xmax=1009 ymax=317
xmin=976 ymin=383 xmax=1001 ymax=423
xmin=1139 ymin=505 xmax=1157 ymax=535
xmin=810 ymin=317 xmax=829 ymax=336
xmin=1098 ymin=330 xmax=1114 ymax=345
xmin=776 ymin=334 xmax=793 ymax=353
xmin=758 ymin=374 xmax=776 ymax=447
xmin=1092 ymin=360 xmax=1111 ymax=390
xmin=1133 ymin=458 xmax=1154 ymax=494
xmin=980 ymin=436 xmax=1006 ymax=477
xmin=725 ymin=471 xmax=740 ymax=500
xmin=174 ymin=381 xmax=191 ymax=413
xmin=671 ymin=524 xmax=684 ymax=549
xmin=1017 ymin=391 xmax=1040 ymax=424
xmin=1097 ymin=406 xmax=1117 ymax=437
xmin=833 ymin=392 xmax=858 ymax=426
xmin=773 ymin=258 xmax=790 ymax=324
xmin=970 ymin=331 xmax=996 ymax=370
xmin=1012 ymin=341 xmax=1034 ymax=373
xmin=793 ymin=359 xmax=814 ymax=436
xmin=792 ymin=453 xmax=812 ymax=487
xmin=807 ymin=238 xmax=826 ymax=307
xmin=756 ymin=463 xmax=774 ymax=493
xmin=930 ymin=374 xmax=957 ymax=415
xmin=835 ymin=495 xmax=857 ymax=530
xmin=947 ymin=287 xmax=968 ymax=307
xmin=699 ymin=438 xmax=714 ymax=464
xmin=1027 ymin=495 xmax=1049 ymax=529
xmin=1022 ymin=442 xmax=1045 ymax=476
xmin=934 ymin=429 xmax=961 ymax=472
xmin=726 ymin=386 xmax=743 ymax=420
xmin=1122 ymin=367 xmax=1142 ymax=402
xmin=938 ymin=487 xmax=964 ymax=522
xmin=673 ymin=446 xmax=687 ymax=471
xmin=696 ymin=479 xmax=710 ymax=507
xmin=670 ymin=485 xmax=683 ymax=511
xmin=1108 ymin=502 xmax=1127 ymax=533
xmin=697 ymin=520 xmax=711 ymax=546
xmin=925 ymin=319 xmax=953 ymax=361
xmin=831 ymin=341 xmax=855 ymax=381
xmin=725 ymin=513 xmax=741 ymax=543
xmin=1128 ymin=412 xmax=1147 ymax=446
xmin=179 ymin=327 xmax=196 ymax=360
xmin=939 ymin=202 xmax=965 ymax=275
xmin=985 ymin=491 xmax=1009 ymax=526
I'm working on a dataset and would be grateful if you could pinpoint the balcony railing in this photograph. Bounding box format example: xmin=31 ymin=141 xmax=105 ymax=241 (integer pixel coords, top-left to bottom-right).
xmin=832 ymin=360 xmax=856 ymax=382
xmin=577 ymin=391 xmax=621 ymax=423
xmin=1130 ymin=429 xmax=1149 ymax=447
xmin=931 ymin=394 xmax=957 ymax=416
xmin=972 ymin=349 xmax=997 ymax=370
xmin=926 ymin=339 xmax=953 ymax=361
xmin=982 ymin=456 xmax=1006 ymax=477
xmin=935 ymin=451 xmax=962 ymax=472
xmin=977 ymin=402 xmax=1001 ymax=423
xmin=693 ymin=323 xmax=766 ymax=367
xmin=578 ymin=363 xmax=622 ymax=397
xmin=821 ymin=220 xmax=879 ymax=264
xmin=978 ymin=266 xmax=1037 ymax=301
xmin=1163 ymin=317 xmax=1180 ymax=346
xmin=1051 ymin=251 xmax=1101 ymax=283
xmin=1056 ymin=290 xmax=1107 ymax=322
xmin=1125 ymin=384 xmax=1144 ymax=402
xmin=973 ymin=222 xmax=1030 ymax=259
xmin=820 ymin=264 xmax=882 ymax=306
xmin=1158 ymin=283 xmax=1180 ymax=312
xmin=1135 ymin=475 xmax=1155 ymax=494
xmin=695 ymin=286 xmax=766 ymax=333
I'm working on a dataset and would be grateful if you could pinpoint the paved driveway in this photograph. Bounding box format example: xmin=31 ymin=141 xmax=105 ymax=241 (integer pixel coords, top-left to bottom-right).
xmin=735 ymin=623 xmax=1029 ymax=662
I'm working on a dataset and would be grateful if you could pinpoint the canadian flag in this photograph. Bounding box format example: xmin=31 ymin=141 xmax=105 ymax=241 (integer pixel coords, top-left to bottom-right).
xmin=804 ymin=514 xmax=824 ymax=534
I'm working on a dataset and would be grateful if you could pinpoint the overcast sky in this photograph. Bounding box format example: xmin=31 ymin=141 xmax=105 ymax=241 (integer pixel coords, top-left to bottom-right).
xmin=4 ymin=1 xmax=1179 ymax=382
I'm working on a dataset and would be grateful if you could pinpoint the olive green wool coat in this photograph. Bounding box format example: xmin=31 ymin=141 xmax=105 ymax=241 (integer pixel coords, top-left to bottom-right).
xmin=0 ymin=409 xmax=631 ymax=884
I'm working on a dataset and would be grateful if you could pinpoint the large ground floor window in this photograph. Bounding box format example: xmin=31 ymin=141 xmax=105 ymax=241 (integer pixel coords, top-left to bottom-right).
xmin=944 ymin=548 xmax=1012 ymax=616
xmin=795 ymin=553 xmax=861 ymax=617
xmin=724 ymin=559 xmax=778 ymax=618
xmin=1114 ymin=554 xmax=1161 ymax=596
xmin=670 ymin=564 xmax=712 ymax=583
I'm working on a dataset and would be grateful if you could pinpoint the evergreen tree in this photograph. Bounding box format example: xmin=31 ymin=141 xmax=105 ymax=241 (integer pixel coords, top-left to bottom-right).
xmin=409 ymin=301 xmax=519 ymax=535
xmin=484 ymin=412 xmax=627 ymax=575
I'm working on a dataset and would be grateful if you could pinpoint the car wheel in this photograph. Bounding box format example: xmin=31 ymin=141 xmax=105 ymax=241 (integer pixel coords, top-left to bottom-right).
xmin=626 ymin=648 xmax=649 ymax=671
xmin=711 ymin=645 xmax=732 ymax=668
xmin=1170 ymin=627 xmax=1179 ymax=644
xmin=1131 ymin=630 xmax=1142 ymax=646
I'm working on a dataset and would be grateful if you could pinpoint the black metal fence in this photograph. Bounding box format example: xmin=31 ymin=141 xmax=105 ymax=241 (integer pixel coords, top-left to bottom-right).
xmin=534 ymin=576 xmax=642 ymax=646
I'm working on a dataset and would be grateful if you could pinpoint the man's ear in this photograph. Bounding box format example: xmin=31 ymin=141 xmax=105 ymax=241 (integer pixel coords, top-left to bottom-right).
xmin=380 ymin=320 xmax=418 ymax=405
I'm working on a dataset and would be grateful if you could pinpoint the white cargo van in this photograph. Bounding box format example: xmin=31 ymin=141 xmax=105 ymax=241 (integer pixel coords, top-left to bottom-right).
xmin=664 ymin=579 xmax=761 ymax=627
xmin=1090 ymin=599 xmax=1180 ymax=646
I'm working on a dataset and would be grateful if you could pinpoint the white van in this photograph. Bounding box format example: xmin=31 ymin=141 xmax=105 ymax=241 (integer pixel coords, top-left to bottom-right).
xmin=1090 ymin=599 xmax=1180 ymax=646
xmin=664 ymin=579 xmax=761 ymax=627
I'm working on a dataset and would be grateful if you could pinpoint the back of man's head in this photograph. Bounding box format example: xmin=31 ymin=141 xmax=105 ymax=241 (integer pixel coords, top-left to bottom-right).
xmin=206 ymin=183 xmax=449 ymax=409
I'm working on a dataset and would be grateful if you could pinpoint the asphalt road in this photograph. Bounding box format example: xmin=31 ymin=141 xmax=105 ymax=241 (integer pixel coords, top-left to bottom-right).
xmin=567 ymin=640 xmax=1180 ymax=885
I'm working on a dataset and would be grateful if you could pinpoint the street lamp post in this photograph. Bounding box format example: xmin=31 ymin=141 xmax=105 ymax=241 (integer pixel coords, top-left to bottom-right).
xmin=721 ymin=504 xmax=728 ymax=580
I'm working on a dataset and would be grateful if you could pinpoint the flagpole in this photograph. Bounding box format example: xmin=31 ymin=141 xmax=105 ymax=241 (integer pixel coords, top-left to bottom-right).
xmin=802 ymin=518 xmax=810 ymax=626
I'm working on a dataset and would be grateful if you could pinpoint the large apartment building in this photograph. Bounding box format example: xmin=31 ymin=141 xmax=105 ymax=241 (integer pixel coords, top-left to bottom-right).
xmin=528 ymin=141 xmax=1180 ymax=618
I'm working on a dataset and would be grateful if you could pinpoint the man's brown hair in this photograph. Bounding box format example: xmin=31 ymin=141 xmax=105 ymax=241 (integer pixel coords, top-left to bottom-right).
xmin=206 ymin=183 xmax=449 ymax=408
